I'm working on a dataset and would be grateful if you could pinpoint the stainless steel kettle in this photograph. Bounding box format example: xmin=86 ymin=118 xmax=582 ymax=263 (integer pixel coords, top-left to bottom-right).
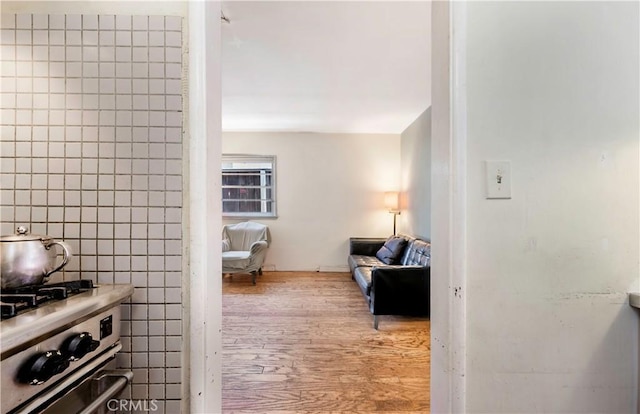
xmin=0 ymin=226 xmax=72 ymax=289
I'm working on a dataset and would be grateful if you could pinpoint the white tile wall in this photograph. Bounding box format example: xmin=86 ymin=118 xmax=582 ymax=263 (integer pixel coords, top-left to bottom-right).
xmin=0 ymin=13 xmax=183 ymax=413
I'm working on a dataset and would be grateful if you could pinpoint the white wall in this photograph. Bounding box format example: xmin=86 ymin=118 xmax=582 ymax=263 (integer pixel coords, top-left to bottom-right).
xmin=462 ymin=2 xmax=640 ymax=412
xmin=400 ymin=107 xmax=431 ymax=239
xmin=222 ymin=131 xmax=401 ymax=271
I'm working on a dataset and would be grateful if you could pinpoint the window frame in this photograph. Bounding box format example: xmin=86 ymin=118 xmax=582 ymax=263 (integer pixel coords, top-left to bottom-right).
xmin=221 ymin=154 xmax=277 ymax=218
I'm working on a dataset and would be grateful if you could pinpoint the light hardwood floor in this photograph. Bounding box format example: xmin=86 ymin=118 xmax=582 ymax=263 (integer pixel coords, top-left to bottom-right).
xmin=222 ymin=271 xmax=430 ymax=413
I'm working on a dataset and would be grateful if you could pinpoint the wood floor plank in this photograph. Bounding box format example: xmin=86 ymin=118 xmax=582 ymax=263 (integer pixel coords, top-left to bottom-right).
xmin=222 ymin=271 xmax=430 ymax=413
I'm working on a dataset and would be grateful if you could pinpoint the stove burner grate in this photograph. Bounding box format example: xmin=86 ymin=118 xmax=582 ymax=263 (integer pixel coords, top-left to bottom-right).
xmin=0 ymin=280 xmax=95 ymax=320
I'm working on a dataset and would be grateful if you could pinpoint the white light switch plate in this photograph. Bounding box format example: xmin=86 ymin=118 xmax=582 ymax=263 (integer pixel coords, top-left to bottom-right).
xmin=485 ymin=161 xmax=511 ymax=199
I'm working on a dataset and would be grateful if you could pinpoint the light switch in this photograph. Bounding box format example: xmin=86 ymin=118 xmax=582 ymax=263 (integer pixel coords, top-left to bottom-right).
xmin=485 ymin=161 xmax=511 ymax=199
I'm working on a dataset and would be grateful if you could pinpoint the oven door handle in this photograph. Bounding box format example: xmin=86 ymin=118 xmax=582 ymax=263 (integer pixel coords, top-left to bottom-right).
xmin=76 ymin=370 xmax=133 ymax=414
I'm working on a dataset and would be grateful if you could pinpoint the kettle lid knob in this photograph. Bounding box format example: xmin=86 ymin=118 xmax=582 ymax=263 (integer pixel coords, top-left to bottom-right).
xmin=16 ymin=226 xmax=28 ymax=235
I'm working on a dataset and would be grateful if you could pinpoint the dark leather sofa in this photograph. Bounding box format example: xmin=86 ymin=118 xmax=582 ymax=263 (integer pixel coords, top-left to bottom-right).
xmin=348 ymin=235 xmax=431 ymax=329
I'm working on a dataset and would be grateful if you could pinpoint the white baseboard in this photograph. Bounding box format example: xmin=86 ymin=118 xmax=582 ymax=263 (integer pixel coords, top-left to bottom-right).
xmin=260 ymin=264 xmax=350 ymax=272
xmin=318 ymin=265 xmax=350 ymax=272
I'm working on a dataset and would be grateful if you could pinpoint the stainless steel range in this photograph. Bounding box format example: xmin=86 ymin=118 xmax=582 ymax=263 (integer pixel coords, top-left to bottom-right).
xmin=0 ymin=280 xmax=134 ymax=413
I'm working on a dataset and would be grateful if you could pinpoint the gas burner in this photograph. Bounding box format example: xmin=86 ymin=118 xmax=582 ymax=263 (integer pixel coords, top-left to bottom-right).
xmin=0 ymin=280 xmax=95 ymax=320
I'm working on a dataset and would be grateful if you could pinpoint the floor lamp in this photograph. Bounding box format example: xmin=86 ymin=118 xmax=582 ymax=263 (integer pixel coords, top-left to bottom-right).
xmin=384 ymin=191 xmax=400 ymax=235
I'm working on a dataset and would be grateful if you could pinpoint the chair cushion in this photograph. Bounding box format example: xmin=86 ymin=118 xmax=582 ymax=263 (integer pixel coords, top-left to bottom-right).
xmin=222 ymin=251 xmax=251 ymax=270
xmin=222 ymin=251 xmax=251 ymax=260
xmin=375 ymin=236 xmax=408 ymax=265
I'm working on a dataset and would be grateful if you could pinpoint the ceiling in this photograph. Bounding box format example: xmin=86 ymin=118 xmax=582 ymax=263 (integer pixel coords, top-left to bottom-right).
xmin=221 ymin=1 xmax=431 ymax=134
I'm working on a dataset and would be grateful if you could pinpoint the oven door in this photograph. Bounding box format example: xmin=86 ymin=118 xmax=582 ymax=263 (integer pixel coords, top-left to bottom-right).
xmin=39 ymin=368 xmax=132 ymax=414
xmin=11 ymin=348 xmax=132 ymax=414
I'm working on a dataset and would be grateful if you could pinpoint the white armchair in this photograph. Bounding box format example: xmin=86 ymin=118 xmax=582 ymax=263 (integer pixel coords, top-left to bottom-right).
xmin=222 ymin=221 xmax=270 ymax=284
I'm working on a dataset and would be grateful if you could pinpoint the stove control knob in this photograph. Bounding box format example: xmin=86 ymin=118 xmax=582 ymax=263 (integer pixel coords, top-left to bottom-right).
xmin=18 ymin=350 xmax=70 ymax=385
xmin=62 ymin=332 xmax=100 ymax=361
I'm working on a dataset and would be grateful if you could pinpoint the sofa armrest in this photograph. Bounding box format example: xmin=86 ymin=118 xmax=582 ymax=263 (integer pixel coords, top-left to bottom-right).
xmin=370 ymin=266 xmax=430 ymax=316
xmin=349 ymin=237 xmax=386 ymax=256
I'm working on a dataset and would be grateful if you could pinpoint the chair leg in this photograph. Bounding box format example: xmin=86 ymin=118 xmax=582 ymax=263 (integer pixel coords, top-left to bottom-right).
xmin=373 ymin=315 xmax=379 ymax=330
xmin=258 ymin=268 xmax=263 ymax=276
xmin=251 ymin=271 xmax=257 ymax=285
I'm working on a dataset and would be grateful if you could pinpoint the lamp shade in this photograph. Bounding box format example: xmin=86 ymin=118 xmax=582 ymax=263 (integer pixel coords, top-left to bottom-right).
xmin=384 ymin=191 xmax=399 ymax=212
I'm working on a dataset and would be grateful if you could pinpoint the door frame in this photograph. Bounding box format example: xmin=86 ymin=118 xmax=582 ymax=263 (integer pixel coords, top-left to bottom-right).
xmin=430 ymin=1 xmax=467 ymax=412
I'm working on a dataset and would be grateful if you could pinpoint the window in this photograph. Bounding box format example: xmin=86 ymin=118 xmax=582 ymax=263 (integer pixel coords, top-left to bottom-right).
xmin=222 ymin=155 xmax=276 ymax=218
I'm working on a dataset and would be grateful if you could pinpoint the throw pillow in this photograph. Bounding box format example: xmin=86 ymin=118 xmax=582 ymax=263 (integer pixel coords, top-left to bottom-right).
xmin=375 ymin=236 xmax=407 ymax=265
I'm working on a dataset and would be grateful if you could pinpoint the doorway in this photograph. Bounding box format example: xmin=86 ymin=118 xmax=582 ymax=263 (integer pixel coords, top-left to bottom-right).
xmin=187 ymin=1 xmax=457 ymax=412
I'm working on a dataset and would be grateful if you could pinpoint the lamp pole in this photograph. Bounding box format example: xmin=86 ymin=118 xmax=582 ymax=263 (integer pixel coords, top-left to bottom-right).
xmin=391 ymin=211 xmax=400 ymax=235
xmin=393 ymin=212 xmax=397 ymax=235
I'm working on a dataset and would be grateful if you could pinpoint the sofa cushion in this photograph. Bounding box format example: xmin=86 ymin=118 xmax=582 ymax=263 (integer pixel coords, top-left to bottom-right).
xmin=353 ymin=266 xmax=373 ymax=296
xmin=348 ymin=255 xmax=385 ymax=273
xmin=400 ymin=239 xmax=431 ymax=267
xmin=375 ymin=236 xmax=408 ymax=265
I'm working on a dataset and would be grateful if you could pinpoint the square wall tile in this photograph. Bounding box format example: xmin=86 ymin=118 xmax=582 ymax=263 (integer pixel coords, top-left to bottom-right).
xmin=0 ymin=13 xmax=183 ymax=407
